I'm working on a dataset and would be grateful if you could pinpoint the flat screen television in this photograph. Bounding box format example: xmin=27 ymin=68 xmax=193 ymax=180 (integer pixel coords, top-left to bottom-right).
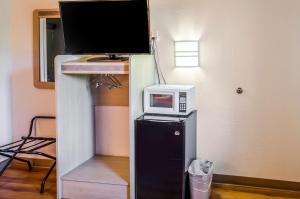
xmin=59 ymin=0 xmax=150 ymax=55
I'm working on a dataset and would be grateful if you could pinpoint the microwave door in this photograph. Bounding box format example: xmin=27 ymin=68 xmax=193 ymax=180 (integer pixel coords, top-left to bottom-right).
xmin=148 ymin=92 xmax=176 ymax=114
xmin=150 ymin=94 xmax=173 ymax=108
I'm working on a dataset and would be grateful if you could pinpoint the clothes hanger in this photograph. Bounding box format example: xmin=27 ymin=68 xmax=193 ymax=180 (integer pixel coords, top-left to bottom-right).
xmin=92 ymin=74 xmax=123 ymax=90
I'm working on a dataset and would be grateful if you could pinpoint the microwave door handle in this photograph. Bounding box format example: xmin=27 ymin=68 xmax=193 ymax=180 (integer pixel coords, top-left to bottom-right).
xmin=146 ymin=119 xmax=168 ymax=122
xmin=145 ymin=119 xmax=180 ymax=123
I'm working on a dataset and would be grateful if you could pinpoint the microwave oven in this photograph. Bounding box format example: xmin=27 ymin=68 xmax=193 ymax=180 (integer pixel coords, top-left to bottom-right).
xmin=144 ymin=85 xmax=196 ymax=116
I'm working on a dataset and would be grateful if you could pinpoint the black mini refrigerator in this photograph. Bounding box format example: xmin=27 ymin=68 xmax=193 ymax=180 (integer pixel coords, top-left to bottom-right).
xmin=135 ymin=111 xmax=197 ymax=199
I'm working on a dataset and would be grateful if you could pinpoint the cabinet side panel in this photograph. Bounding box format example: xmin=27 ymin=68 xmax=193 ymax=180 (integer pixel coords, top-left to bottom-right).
xmin=129 ymin=55 xmax=157 ymax=199
xmin=55 ymin=55 xmax=95 ymax=198
xmin=185 ymin=111 xmax=197 ymax=170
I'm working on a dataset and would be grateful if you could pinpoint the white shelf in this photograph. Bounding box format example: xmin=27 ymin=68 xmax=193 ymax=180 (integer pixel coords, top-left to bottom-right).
xmin=62 ymin=156 xmax=129 ymax=199
xmin=62 ymin=155 xmax=129 ymax=186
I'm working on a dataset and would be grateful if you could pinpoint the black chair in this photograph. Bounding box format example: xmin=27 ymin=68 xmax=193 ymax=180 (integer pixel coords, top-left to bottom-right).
xmin=0 ymin=116 xmax=56 ymax=193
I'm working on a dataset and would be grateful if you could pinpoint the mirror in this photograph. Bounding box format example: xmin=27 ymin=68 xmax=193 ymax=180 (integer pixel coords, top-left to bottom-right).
xmin=33 ymin=10 xmax=65 ymax=89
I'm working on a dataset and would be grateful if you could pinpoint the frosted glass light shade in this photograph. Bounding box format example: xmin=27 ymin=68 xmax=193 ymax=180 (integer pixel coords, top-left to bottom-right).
xmin=175 ymin=40 xmax=199 ymax=67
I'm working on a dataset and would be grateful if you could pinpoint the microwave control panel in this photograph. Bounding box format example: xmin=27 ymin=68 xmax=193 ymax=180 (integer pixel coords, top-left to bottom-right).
xmin=179 ymin=92 xmax=187 ymax=113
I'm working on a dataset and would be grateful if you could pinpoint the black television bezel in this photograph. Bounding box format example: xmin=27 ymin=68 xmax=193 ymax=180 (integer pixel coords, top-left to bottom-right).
xmin=59 ymin=0 xmax=151 ymax=55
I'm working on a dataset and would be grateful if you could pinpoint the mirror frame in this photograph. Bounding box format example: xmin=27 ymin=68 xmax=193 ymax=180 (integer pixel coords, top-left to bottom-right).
xmin=33 ymin=9 xmax=60 ymax=89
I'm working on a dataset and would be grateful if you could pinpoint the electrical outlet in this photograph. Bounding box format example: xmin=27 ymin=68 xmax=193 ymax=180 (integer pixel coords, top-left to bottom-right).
xmin=151 ymin=31 xmax=159 ymax=41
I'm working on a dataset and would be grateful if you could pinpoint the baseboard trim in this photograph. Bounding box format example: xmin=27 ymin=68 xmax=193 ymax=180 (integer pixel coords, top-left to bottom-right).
xmin=213 ymin=174 xmax=300 ymax=192
xmin=13 ymin=158 xmax=53 ymax=168
xmin=212 ymin=183 xmax=300 ymax=198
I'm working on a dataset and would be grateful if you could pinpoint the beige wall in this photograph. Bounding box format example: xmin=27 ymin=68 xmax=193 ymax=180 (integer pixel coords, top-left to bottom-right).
xmin=0 ymin=0 xmax=12 ymax=161
xmin=10 ymin=0 xmax=58 ymax=140
xmin=151 ymin=0 xmax=300 ymax=182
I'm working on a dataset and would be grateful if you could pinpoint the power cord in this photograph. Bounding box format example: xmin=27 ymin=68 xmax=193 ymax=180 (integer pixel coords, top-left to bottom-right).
xmin=151 ymin=37 xmax=167 ymax=85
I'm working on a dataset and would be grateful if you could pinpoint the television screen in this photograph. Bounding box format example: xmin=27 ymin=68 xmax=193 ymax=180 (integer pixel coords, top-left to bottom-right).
xmin=59 ymin=0 xmax=150 ymax=54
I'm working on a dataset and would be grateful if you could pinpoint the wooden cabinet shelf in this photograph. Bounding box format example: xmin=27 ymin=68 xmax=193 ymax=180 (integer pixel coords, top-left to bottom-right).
xmin=62 ymin=61 xmax=129 ymax=75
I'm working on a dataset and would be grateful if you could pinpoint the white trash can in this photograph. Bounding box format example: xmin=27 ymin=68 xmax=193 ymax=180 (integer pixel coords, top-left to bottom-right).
xmin=188 ymin=160 xmax=213 ymax=199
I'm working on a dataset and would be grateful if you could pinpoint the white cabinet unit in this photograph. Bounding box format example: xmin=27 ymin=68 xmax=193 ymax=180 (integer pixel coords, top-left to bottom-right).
xmin=55 ymin=55 xmax=157 ymax=199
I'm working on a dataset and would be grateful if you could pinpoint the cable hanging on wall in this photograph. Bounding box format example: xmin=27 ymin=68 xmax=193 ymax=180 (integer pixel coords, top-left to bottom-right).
xmin=151 ymin=37 xmax=167 ymax=85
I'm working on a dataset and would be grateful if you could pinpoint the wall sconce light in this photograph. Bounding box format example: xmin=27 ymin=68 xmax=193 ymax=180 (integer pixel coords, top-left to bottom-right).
xmin=175 ymin=40 xmax=199 ymax=67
